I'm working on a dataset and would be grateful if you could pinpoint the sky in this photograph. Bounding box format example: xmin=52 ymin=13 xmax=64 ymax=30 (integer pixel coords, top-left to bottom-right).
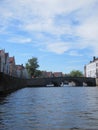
xmin=0 ymin=0 xmax=98 ymax=74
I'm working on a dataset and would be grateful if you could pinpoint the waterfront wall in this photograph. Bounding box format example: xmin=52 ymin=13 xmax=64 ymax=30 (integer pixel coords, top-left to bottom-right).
xmin=0 ymin=72 xmax=97 ymax=94
xmin=0 ymin=72 xmax=27 ymax=94
xmin=96 ymin=78 xmax=98 ymax=86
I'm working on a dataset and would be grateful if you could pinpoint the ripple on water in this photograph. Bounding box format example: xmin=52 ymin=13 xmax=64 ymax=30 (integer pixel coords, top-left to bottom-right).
xmin=0 ymin=87 xmax=98 ymax=130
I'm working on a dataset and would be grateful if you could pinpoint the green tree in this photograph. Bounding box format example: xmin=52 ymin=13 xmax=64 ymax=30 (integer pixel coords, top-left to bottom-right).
xmin=34 ymin=70 xmax=42 ymax=77
xmin=26 ymin=57 xmax=40 ymax=77
xmin=69 ymin=70 xmax=83 ymax=77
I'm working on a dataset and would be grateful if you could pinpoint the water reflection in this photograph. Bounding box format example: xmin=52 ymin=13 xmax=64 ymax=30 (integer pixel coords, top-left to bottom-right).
xmin=0 ymin=87 xmax=98 ymax=130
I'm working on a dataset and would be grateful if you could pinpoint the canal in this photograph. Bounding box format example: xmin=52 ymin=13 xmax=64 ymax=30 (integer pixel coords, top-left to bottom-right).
xmin=0 ymin=86 xmax=98 ymax=130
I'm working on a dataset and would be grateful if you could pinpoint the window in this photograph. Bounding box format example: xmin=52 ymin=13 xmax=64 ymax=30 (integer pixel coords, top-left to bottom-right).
xmin=96 ymin=63 xmax=98 ymax=67
xmin=96 ymin=69 xmax=98 ymax=77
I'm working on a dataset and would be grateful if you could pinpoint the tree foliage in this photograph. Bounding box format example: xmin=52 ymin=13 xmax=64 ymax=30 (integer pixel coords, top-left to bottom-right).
xmin=69 ymin=70 xmax=83 ymax=77
xmin=25 ymin=57 xmax=41 ymax=77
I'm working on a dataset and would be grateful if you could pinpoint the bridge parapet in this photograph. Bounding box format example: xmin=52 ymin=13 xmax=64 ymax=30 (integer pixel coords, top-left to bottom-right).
xmin=27 ymin=77 xmax=96 ymax=87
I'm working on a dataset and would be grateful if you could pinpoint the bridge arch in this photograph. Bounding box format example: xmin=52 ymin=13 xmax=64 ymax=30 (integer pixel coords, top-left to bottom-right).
xmin=27 ymin=77 xmax=96 ymax=87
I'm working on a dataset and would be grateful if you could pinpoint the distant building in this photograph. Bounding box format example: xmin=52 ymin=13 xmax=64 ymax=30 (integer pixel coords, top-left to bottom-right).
xmin=53 ymin=72 xmax=63 ymax=77
xmin=16 ymin=64 xmax=29 ymax=79
xmin=41 ymin=71 xmax=64 ymax=78
xmin=84 ymin=56 xmax=98 ymax=78
xmin=5 ymin=53 xmax=10 ymax=74
xmin=0 ymin=49 xmax=6 ymax=73
xmin=23 ymin=67 xmax=30 ymax=79
xmin=0 ymin=49 xmax=29 ymax=79
xmin=16 ymin=64 xmax=23 ymax=78
xmin=41 ymin=71 xmax=53 ymax=78
xmin=9 ymin=56 xmax=17 ymax=76
xmin=46 ymin=72 xmax=53 ymax=77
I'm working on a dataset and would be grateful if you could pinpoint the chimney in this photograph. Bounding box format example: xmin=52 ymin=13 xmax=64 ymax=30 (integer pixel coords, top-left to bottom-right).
xmin=93 ymin=56 xmax=96 ymax=61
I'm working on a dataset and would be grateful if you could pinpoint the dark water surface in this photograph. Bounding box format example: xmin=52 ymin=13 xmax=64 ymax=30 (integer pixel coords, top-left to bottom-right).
xmin=0 ymin=87 xmax=98 ymax=130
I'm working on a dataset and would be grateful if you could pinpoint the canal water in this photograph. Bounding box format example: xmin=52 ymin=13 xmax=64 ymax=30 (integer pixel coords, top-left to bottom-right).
xmin=0 ymin=87 xmax=98 ymax=130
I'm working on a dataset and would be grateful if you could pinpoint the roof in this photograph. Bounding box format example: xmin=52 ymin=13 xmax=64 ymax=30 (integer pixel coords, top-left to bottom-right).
xmin=16 ymin=64 xmax=24 ymax=70
xmin=53 ymin=72 xmax=63 ymax=77
xmin=88 ymin=57 xmax=98 ymax=65
xmin=0 ymin=49 xmax=5 ymax=54
xmin=5 ymin=53 xmax=9 ymax=58
xmin=9 ymin=57 xmax=15 ymax=63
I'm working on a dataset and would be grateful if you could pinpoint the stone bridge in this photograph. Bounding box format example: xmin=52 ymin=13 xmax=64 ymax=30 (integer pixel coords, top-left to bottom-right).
xmin=27 ymin=77 xmax=96 ymax=87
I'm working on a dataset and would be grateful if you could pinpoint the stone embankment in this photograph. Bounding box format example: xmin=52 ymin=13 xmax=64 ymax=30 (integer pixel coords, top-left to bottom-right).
xmin=96 ymin=78 xmax=98 ymax=86
xmin=0 ymin=72 xmax=97 ymax=94
xmin=0 ymin=72 xmax=27 ymax=94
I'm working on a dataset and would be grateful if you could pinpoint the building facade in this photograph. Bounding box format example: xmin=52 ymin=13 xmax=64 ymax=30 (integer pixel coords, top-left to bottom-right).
xmin=53 ymin=72 xmax=63 ymax=77
xmin=84 ymin=57 xmax=98 ymax=78
xmin=5 ymin=53 xmax=10 ymax=74
xmin=0 ymin=49 xmax=29 ymax=78
xmin=0 ymin=49 xmax=6 ymax=73
xmin=41 ymin=71 xmax=63 ymax=78
xmin=22 ymin=68 xmax=30 ymax=79
xmin=9 ymin=57 xmax=17 ymax=76
xmin=41 ymin=71 xmax=53 ymax=78
xmin=16 ymin=64 xmax=30 ymax=79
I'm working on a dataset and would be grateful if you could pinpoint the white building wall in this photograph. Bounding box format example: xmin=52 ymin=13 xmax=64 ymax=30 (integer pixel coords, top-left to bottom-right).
xmin=95 ymin=60 xmax=98 ymax=77
xmin=16 ymin=70 xmax=22 ymax=78
xmin=16 ymin=68 xmax=29 ymax=79
xmin=85 ymin=59 xmax=98 ymax=78
xmin=86 ymin=62 xmax=96 ymax=77
xmin=22 ymin=68 xmax=30 ymax=79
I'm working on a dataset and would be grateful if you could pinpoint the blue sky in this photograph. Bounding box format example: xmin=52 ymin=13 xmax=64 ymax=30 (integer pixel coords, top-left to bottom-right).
xmin=0 ymin=0 xmax=98 ymax=74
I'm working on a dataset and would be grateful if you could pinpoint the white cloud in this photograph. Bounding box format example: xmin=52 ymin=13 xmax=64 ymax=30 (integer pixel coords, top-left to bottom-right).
xmin=46 ymin=42 xmax=70 ymax=54
xmin=76 ymin=16 xmax=98 ymax=40
xmin=8 ymin=36 xmax=32 ymax=44
xmin=75 ymin=15 xmax=98 ymax=55
xmin=0 ymin=0 xmax=98 ymax=55
xmin=69 ymin=51 xmax=83 ymax=56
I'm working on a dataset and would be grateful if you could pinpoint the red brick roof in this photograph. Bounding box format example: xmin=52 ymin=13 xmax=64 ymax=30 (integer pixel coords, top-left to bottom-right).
xmin=0 ymin=50 xmax=4 ymax=54
xmin=53 ymin=72 xmax=62 ymax=77
xmin=9 ymin=57 xmax=15 ymax=63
